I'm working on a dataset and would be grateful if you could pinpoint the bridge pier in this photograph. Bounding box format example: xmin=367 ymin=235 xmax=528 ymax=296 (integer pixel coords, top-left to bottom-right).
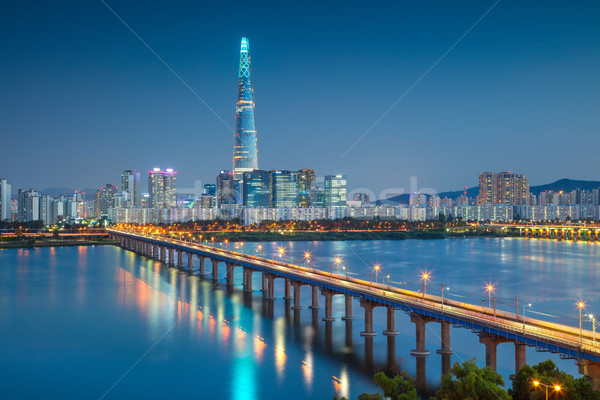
xmin=243 ymin=269 xmax=253 ymax=292
xmin=436 ymin=321 xmax=454 ymax=375
xmin=359 ymin=300 xmax=377 ymax=337
xmin=266 ymin=274 xmax=275 ymax=300
xmin=198 ymin=256 xmax=205 ymax=275
xmin=479 ymin=333 xmax=510 ymax=371
xmin=226 ymin=262 xmax=235 ymax=286
xmin=261 ymin=273 xmax=268 ymax=292
xmin=186 ymin=253 xmax=193 ymax=271
xmin=383 ymin=305 xmax=399 ymax=336
xmin=168 ymin=248 xmax=174 ymax=266
xmin=321 ymin=289 xmax=336 ymax=322
xmin=211 ymin=259 xmax=219 ymax=280
xmin=291 ymin=282 xmax=302 ymax=310
xmin=177 ymin=250 xmax=183 ymax=269
xmin=283 ymin=278 xmax=292 ymax=300
xmin=515 ymin=343 xmax=526 ymax=373
xmin=153 ymin=244 xmax=158 ymax=259
xmin=341 ymin=294 xmax=355 ymax=320
xmin=309 ymin=286 xmax=320 ymax=309
xmin=578 ymin=360 xmax=600 ymax=390
xmin=160 ymin=246 xmax=166 ymax=263
xmin=410 ymin=313 xmax=431 ymax=356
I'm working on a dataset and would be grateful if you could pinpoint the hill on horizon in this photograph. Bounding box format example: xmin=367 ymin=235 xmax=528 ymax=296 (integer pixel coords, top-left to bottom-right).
xmin=377 ymin=178 xmax=600 ymax=205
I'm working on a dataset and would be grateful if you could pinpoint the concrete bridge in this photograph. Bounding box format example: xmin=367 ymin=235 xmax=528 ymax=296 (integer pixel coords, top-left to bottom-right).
xmin=496 ymin=224 xmax=600 ymax=241
xmin=108 ymin=228 xmax=600 ymax=389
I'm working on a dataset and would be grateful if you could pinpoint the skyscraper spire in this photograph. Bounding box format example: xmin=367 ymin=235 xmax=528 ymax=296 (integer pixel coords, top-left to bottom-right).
xmin=233 ymin=37 xmax=258 ymax=179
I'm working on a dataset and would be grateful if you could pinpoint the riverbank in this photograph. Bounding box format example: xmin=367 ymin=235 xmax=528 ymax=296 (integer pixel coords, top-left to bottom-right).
xmin=198 ymin=229 xmax=510 ymax=242
xmin=0 ymin=239 xmax=117 ymax=249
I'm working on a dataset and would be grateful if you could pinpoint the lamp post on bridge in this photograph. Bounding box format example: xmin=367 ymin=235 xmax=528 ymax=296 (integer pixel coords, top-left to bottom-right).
xmin=588 ymin=314 xmax=598 ymax=342
xmin=421 ymin=272 xmax=430 ymax=299
xmin=578 ymin=301 xmax=586 ymax=345
xmin=333 ymin=256 xmax=342 ymax=278
xmin=485 ymin=283 xmax=495 ymax=310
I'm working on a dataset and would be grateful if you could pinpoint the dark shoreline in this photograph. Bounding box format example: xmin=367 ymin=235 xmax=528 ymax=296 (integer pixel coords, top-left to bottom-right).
xmin=0 ymin=240 xmax=117 ymax=249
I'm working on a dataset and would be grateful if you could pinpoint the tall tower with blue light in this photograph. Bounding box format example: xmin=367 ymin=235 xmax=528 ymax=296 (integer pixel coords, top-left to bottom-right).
xmin=233 ymin=37 xmax=259 ymax=181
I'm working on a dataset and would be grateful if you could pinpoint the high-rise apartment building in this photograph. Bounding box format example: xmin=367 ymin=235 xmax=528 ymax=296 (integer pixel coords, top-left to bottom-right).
xmin=324 ymin=175 xmax=347 ymax=208
xmin=233 ymin=37 xmax=259 ymax=181
xmin=478 ymin=171 xmax=529 ymax=206
xmin=96 ymin=184 xmax=117 ymax=218
xmin=243 ymin=170 xmax=271 ymax=208
xmin=216 ymin=170 xmax=235 ymax=207
xmin=0 ymin=178 xmax=11 ymax=221
xmin=148 ymin=168 xmax=177 ymax=208
xmin=298 ymin=169 xmax=316 ymax=208
xmin=121 ymin=170 xmax=141 ymax=207
xmin=271 ymin=170 xmax=299 ymax=208
xmin=17 ymin=189 xmax=40 ymax=222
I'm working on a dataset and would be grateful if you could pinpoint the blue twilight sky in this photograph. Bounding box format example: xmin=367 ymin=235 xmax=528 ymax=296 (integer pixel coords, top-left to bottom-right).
xmin=1 ymin=1 xmax=599 ymax=197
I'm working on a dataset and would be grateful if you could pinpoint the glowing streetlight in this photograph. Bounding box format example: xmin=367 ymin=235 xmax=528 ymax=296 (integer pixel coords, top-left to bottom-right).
xmin=277 ymin=247 xmax=285 ymax=259
xmin=210 ymin=237 xmax=215 ymax=247
xmin=224 ymin=239 xmax=229 ymax=251
xmin=485 ymin=283 xmax=495 ymax=309
xmin=304 ymin=251 xmax=311 ymax=270
xmin=257 ymin=244 xmax=263 ymax=257
xmin=578 ymin=301 xmax=586 ymax=344
xmin=421 ymin=272 xmax=430 ymax=299
xmin=333 ymin=257 xmax=342 ymax=277
xmin=588 ymin=314 xmax=598 ymax=342
xmin=370 ymin=264 xmax=381 ymax=286
xmin=532 ymin=380 xmax=562 ymax=400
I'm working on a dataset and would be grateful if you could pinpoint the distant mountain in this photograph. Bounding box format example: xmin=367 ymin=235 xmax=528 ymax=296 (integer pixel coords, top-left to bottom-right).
xmin=376 ymin=179 xmax=600 ymax=205
xmin=529 ymin=179 xmax=600 ymax=195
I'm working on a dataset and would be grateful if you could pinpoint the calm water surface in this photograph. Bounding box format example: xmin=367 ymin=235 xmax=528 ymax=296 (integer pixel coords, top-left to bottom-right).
xmin=0 ymin=238 xmax=598 ymax=399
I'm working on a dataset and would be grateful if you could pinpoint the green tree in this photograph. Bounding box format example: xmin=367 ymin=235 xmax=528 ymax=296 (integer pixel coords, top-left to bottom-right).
xmin=358 ymin=371 xmax=418 ymax=400
xmin=509 ymin=359 xmax=600 ymax=400
xmin=431 ymin=359 xmax=511 ymax=400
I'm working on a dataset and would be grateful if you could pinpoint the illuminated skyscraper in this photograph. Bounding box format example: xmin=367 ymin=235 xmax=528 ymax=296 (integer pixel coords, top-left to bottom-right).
xmin=324 ymin=175 xmax=347 ymax=208
xmin=121 ymin=170 xmax=141 ymax=207
xmin=148 ymin=168 xmax=177 ymax=208
xmin=298 ymin=169 xmax=316 ymax=208
xmin=233 ymin=37 xmax=259 ymax=180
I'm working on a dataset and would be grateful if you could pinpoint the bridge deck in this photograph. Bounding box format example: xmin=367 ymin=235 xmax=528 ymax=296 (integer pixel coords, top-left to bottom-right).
xmin=109 ymin=229 xmax=600 ymax=363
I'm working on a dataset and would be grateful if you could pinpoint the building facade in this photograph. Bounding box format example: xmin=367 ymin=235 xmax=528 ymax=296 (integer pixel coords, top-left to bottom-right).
xmin=324 ymin=175 xmax=347 ymax=208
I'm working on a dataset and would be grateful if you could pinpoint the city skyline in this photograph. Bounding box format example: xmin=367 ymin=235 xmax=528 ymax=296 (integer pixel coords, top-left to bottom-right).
xmin=1 ymin=1 xmax=599 ymax=194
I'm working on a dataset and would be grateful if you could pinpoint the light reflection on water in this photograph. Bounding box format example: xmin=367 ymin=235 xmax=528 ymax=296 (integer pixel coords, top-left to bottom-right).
xmin=0 ymin=239 xmax=598 ymax=399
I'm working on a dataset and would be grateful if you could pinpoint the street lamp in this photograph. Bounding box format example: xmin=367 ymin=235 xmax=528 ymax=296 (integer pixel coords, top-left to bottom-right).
xmin=485 ymin=283 xmax=495 ymax=309
xmin=532 ymin=380 xmax=562 ymax=400
xmin=588 ymin=314 xmax=598 ymax=342
xmin=578 ymin=301 xmax=586 ymax=344
xmin=304 ymin=251 xmax=311 ymax=269
xmin=421 ymin=272 xmax=430 ymax=299
xmin=374 ymin=264 xmax=381 ymax=285
xmin=224 ymin=239 xmax=229 ymax=251
xmin=333 ymin=257 xmax=342 ymax=277
xmin=523 ymin=303 xmax=532 ymax=330
xmin=277 ymin=246 xmax=285 ymax=259
xmin=257 ymin=244 xmax=263 ymax=257
xmin=387 ymin=274 xmax=390 ymax=290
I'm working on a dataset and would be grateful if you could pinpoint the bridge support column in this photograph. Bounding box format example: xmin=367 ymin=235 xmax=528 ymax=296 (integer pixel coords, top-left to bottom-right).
xmin=309 ymin=286 xmax=320 ymax=309
xmin=479 ymin=333 xmax=509 ymax=371
xmin=266 ymin=274 xmax=275 ymax=300
xmin=291 ymin=282 xmax=302 ymax=310
xmin=168 ymin=248 xmax=174 ymax=266
xmin=383 ymin=305 xmax=399 ymax=336
xmin=187 ymin=253 xmax=194 ymax=271
xmin=578 ymin=360 xmax=600 ymax=391
xmin=243 ymin=269 xmax=253 ymax=292
xmin=226 ymin=262 xmax=235 ymax=286
xmin=261 ymin=273 xmax=267 ymax=292
xmin=342 ymin=294 xmax=355 ymax=320
xmin=410 ymin=313 xmax=431 ymax=356
xmin=160 ymin=246 xmax=166 ymax=263
xmin=177 ymin=250 xmax=183 ymax=269
xmin=436 ymin=321 xmax=454 ymax=375
xmin=283 ymin=278 xmax=292 ymax=300
xmin=515 ymin=343 xmax=526 ymax=373
xmin=360 ymin=300 xmax=376 ymax=337
xmin=211 ymin=259 xmax=219 ymax=279
xmin=321 ymin=289 xmax=335 ymax=322
xmin=199 ymin=257 xmax=205 ymax=275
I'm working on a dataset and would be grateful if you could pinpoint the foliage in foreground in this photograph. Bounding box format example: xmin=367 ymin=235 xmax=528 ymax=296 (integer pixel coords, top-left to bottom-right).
xmin=509 ymin=359 xmax=600 ymax=400
xmin=334 ymin=371 xmax=418 ymax=400
xmin=430 ymin=359 xmax=511 ymax=400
